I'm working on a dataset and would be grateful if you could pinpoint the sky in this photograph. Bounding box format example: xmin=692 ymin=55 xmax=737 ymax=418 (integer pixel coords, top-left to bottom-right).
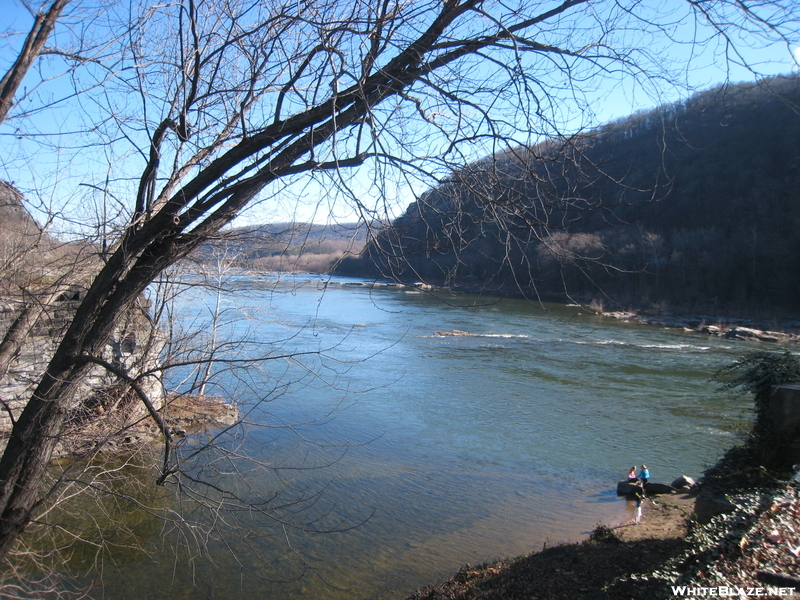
xmin=1 ymin=0 xmax=798 ymax=232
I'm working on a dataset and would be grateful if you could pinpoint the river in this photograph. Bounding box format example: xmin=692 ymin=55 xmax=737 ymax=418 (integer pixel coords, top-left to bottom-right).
xmin=68 ymin=274 xmax=757 ymax=599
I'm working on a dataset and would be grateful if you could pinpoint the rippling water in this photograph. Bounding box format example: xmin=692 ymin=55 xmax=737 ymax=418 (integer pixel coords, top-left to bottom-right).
xmin=74 ymin=274 xmax=758 ymax=599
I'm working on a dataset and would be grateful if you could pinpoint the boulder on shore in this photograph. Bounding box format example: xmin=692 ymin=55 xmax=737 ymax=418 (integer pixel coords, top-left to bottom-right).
xmin=617 ymin=480 xmax=677 ymax=496
xmin=670 ymin=475 xmax=696 ymax=490
xmin=616 ymin=481 xmax=643 ymax=496
xmin=694 ymin=488 xmax=737 ymax=524
xmin=644 ymin=482 xmax=677 ymax=495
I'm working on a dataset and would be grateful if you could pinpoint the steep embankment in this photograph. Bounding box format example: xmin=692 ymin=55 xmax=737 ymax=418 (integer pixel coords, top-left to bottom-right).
xmin=339 ymin=75 xmax=800 ymax=315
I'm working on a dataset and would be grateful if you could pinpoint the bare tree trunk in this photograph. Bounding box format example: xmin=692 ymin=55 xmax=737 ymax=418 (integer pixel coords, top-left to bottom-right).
xmin=0 ymin=0 xmax=70 ymax=124
xmin=0 ymin=181 xmax=265 ymax=556
xmin=0 ymin=251 xmax=163 ymax=556
xmin=0 ymin=305 xmax=42 ymax=383
xmin=0 ymin=359 xmax=84 ymax=558
xmin=0 ymin=80 xmax=381 ymax=558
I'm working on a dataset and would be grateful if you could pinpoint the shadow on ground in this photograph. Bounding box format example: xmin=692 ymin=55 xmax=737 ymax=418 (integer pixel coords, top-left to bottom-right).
xmin=408 ymin=534 xmax=685 ymax=600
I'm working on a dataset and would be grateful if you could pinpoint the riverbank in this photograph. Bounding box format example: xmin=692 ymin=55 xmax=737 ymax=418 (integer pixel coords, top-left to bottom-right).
xmin=407 ymin=474 xmax=800 ymax=599
xmin=406 ymin=493 xmax=695 ymax=600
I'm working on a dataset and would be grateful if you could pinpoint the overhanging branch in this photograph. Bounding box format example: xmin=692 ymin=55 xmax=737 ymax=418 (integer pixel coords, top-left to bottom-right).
xmin=77 ymin=354 xmax=175 ymax=486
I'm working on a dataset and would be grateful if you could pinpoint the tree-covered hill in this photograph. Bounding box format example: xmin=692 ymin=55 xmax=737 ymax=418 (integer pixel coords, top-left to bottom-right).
xmin=338 ymin=75 xmax=800 ymax=315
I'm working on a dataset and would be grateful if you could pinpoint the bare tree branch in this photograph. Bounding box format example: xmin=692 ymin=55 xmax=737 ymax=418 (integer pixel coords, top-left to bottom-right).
xmin=0 ymin=0 xmax=70 ymax=124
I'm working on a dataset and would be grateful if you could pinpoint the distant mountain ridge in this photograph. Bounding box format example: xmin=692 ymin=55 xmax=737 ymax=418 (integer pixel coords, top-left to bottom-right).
xmin=192 ymin=220 xmax=372 ymax=273
xmin=338 ymin=75 xmax=800 ymax=315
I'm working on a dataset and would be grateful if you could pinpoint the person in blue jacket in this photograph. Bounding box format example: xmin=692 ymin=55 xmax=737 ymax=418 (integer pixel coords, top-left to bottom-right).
xmin=639 ymin=464 xmax=650 ymax=493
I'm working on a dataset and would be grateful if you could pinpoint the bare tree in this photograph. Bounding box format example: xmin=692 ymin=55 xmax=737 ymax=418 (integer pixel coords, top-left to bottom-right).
xmin=0 ymin=0 xmax=135 ymax=399
xmin=0 ymin=0 xmax=70 ymax=124
xmin=0 ymin=0 xmax=796 ymax=574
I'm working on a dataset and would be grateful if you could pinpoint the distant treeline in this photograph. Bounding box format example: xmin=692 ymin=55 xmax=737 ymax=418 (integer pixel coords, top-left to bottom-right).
xmin=337 ymin=75 xmax=800 ymax=315
xmin=192 ymin=221 xmax=369 ymax=273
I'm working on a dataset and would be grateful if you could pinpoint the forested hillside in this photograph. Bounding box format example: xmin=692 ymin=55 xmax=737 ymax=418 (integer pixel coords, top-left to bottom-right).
xmin=338 ymin=75 xmax=800 ymax=314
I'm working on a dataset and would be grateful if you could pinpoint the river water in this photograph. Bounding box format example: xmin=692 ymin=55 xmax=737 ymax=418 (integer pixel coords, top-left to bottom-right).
xmin=72 ymin=274 xmax=758 ymax=599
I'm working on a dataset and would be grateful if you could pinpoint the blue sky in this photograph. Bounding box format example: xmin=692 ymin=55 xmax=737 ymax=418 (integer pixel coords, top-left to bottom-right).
xmin=1 ymin=0 xmax=798 ymax=231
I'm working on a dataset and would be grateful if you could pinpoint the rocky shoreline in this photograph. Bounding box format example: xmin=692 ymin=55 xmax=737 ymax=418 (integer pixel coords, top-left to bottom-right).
xmin=600 ymin=310 xmax=800 ymax=344
xmin=54 ymin=393 xmax=240 ymax=458
xmin=325 ymin=278 xmax=800 ymax=344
